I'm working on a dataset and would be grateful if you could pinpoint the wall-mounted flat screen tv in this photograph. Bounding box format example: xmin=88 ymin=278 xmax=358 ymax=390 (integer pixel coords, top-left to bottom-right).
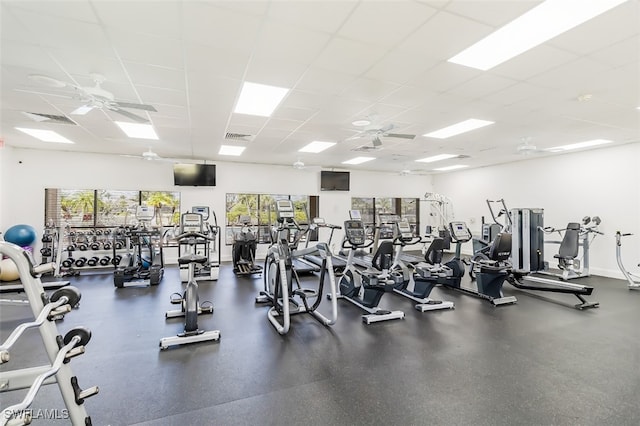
xmin=173 ymin=164 xmax=216 ymax=186
xmin=320 ymin=171 xmax=350 ymax=191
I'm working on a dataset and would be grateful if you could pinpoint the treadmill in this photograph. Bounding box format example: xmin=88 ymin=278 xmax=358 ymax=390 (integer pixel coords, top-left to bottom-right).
xmin=303 ymin=218 xmax=347 ymax=273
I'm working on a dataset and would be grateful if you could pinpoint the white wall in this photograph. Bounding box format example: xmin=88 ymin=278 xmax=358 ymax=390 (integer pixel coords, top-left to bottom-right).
xmin=1 ymin=147 xmax=434 ymax=262
xmin=432 ymin=142 xmax=640 ymax=279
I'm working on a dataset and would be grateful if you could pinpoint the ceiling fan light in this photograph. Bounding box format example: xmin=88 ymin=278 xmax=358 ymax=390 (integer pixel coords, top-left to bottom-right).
xmin=352 ymin=119 xmax=371 ymax=127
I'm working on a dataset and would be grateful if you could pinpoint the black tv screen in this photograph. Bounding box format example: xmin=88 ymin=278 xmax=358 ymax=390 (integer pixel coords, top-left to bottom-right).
xmin=173 ymin=164 xmax=216 ymax=186
xmin=321 ymin=171 xmax=350 ymax=191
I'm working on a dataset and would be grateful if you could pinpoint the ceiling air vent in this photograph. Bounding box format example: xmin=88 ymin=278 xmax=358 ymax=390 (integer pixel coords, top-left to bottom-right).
xmin=224 ymin=132 xmax=254 ymax=142
xmin=22 ymin=112 xmax=77 ymax=125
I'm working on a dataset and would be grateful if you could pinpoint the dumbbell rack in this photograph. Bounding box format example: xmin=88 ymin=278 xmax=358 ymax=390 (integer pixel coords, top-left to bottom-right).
xmin=0 ymin=242 xmax=98 ymax=425
xmin=58 ymin=227 xmax=131 ymax=275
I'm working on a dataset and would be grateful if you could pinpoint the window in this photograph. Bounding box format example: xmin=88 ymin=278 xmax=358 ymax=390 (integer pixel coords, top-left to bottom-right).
xmin=351 ymin=197 xmax=419 ymax=236
xmin=45 ymin=188 xmax=181 ymax=229
xmin=225 ymin=193 xmax=314 ymax=245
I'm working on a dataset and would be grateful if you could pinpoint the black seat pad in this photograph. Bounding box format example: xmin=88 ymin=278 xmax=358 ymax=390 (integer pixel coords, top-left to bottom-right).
xmin=178 ymin=254 xmax=208 ymax=265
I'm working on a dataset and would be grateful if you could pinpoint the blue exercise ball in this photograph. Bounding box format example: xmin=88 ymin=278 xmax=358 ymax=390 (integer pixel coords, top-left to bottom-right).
xmin=4 ymin=224 xmax=37 ymax=247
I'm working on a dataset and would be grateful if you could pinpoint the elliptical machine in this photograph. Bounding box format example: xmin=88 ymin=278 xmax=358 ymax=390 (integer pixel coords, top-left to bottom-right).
xmin=615 ymin=231 xmax=640 ymax=290
xmin=232 ymin=215 xmax=262 ymax=276
xmin=256 ymin=200 xmax=338 ymax=335
xmin=333 ymin=218 xmax=405 ymax=324
xmin=159 ymin=212 xmax=220 ymax=350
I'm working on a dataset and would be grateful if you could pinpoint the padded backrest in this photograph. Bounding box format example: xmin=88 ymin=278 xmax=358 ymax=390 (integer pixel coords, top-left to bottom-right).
xmin=424 ymin=238 xmax=444 ymax=265
xmin=558 ymin=222 xmax=580 ymax=258
xmin=488 ymin=233 xmax=512 ymax=262
xmin=372 ymin=240 xmax=394 ymax=271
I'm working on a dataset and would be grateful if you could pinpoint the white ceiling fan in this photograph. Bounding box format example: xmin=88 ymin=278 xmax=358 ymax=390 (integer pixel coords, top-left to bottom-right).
xmin=292 ymin=159 xmax=322 ymax=171
xmin=23 ymin=73 xmax=157 ymax=123
xmin=120 ymin=148 xmax=191 ymax=163
xmin=515 ymin=137 xmax=546 ymax=156
xmin=346 ymin=121 xmax=416 ymax=147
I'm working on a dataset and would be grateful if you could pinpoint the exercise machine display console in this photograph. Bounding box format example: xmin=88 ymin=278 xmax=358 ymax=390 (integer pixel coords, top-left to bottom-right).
xmin=344 ymin=220 xmax=366 ymax=245
xmin=449 ymin=221 xmax=473 ymax=243
xmin=191 ymin=206 xmax=210 ymax=221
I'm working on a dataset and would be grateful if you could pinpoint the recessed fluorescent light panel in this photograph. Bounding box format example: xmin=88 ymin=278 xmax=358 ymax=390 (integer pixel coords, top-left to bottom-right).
xmin=219 ymin=145 xmax=246 ymax=156
xmin=433 ymin=165 xmax=469 ymax=171
xmin=234 ymin=82 xmax=289 ymax=117
xmin=299 ymin=141 xmax=336 ymax=153
xmin=448 ymin=0 xmax=627 ymax=70
xmin=342 ymin=157 xmax=375 ymax=165
xmin=416 ymin=153 xmax=458 ymax=163
xmin=547 ymin=139 xmax=612 ymax=152
xmin=15 ymin=127 xmax=74 ymax=144
xmin=424 ymin=119 xmax=494 ymax=139
xmin=115 ymin=121 xmax=158 ymax=140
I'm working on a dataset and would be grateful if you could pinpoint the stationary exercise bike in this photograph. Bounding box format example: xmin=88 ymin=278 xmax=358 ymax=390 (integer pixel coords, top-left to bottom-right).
xmin=232 ymin=215 xmax=262 ymax=276
xmin=390 ymin=220 xmax=455 ymax=311
xmin=159 ymin=212 xmax=220 ymax=350
xmin=333 ymin=218 xmax=405 ymax=324
xmin=256 ymin=200 xmax=338 ymax=335
xmin=615 ymin=231 xmax=640 ymax=290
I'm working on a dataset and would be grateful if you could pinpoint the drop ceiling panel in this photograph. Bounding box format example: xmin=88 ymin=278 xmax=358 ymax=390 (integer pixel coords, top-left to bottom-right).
xmin=46 ymin=50 xmax=128 ymax=84
xmin=397 ymin=10 xmax=493 ymax=61
xmin=10 ymin=9 xmax=112 ymax=56
xmin=123 ymin=62 xmax=186 ymax=92
xmin=0 ymin=41 xmax=56 ymax=71
xmin=183 ymin=42 xmax=250 ymax=79
xmin=444 ymin=1 xmax=542 ymax=27
xmin=109 ymin=31 xmax=183 ymax=70
xmin=490 ymin=45 xmax=579 ymax=81
xmin=267 ymin=1 xmax=358 ymax=34
xmin=182 ymin=2 xmax=262 ymax=51
xmin=590 ymin=36 xmax=640 ymax=69
xmin=406 ymin=61 xmax=480 ymax=93
xmin=340 ymin=78 xmax=402 ymax=103
xmin=245 ymin=58 xmax=308 ymax=88
xmin=312 ymin=37 xmax=389 ymax=76
xmin=446 ymin=73 xmax=519 ymax=100
xmin=528 ymin=57 xmax=613 ymax=91
xmin=134 ymin=86 xmax=187 ymax=108
xmin=294 ymin=68 xmax=357 ymax=97
xmin=272 ymin=106 xmax=318 ymax=122
xmin=547 ymin=0 xmax=638 ymax=56
xmin=365 ymin=49 xmax=441 ymax=85
xmin=253 ymin=21 xmax=332 ymax=64
xmin=338 ymin=1 xmax=437 ymax=48
xmin=3 ymin=1 xmax=98 ymax=25
xmin=92 ymin=1 xmax=182 ymax=38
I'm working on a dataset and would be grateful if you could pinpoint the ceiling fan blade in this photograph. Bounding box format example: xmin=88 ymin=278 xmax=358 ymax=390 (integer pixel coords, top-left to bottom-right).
xmin=378 ymin=123 xmax=395 ymax=133
xmin=71 ymin=105 xmax=95 ymax=115
xmin=114 ymin=101 xmax=157 ymax=112
xmin=384 ymin=133 xmax=416 ymax=139
xmin=345 ymin=132 xmax=367 ymax=141
xmin=109 ymin=107 xmax=150 ymax=123
xmin=14 ymin=88 xmax=75 ymax=99
xmin=28 ymin=74 xmax=69 ymax=88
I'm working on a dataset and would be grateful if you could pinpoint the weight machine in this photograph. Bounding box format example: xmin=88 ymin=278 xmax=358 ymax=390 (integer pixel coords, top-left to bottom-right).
xmin=615 ymin=231 xmax=640 ymax=290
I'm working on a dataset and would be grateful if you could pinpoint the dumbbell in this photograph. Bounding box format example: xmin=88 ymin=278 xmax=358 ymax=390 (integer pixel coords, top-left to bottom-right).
xmin=114 ymin=241 xmax=123 ymax=250
xmin=112 ymin=255 xmax=122 ymax=265
xmin=103 ymin=229 xmax=112 ymax=236
xmin=62 ymin=258 xmax=75 ymax=268
xmin=95 ymin=230 xmax=103 ymax=236
xmin=87 ymin=257 xmax=99 ymax=267
xmin=102 ymin=242 xmax=112 ymax=250
xmin=74 ymin=257 xmax=87 ymax=267
xmin=90 ymin=242 xmax=101 ymax=250
xmin=40 ymin=247 xmax=52 ymax=257
xmin=42 ymin=234 xmax=53 ymax=243
xmin=67 ymin=244 xmax=76 ymax=252
xmin=77 ymin=243 xmax=88 ymax=251
xmin=99 ymin=256 xmax=111 ymax=266
xmin=69 ymin=231 xmax=76 ymax=237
